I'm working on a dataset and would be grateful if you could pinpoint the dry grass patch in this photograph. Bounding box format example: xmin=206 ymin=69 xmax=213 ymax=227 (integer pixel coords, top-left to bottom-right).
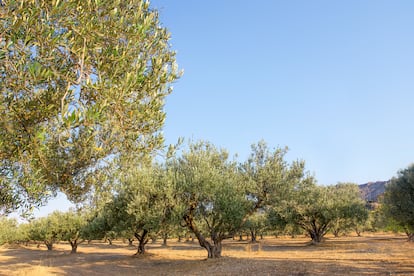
xmin=1 ymin=233 xmax=414 ymax=275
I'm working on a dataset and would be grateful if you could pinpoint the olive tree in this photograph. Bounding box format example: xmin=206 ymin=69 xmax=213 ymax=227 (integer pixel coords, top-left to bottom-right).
xmin=243 ymin=211 xmax=267 ymax=242
xmin=28 ymin=214 xmax=60 ymax=250
xmin=172 ymin=141 xmax=251 ymax=258
xmin=80 ymin=215 xmax=106 ymax=244
xmin=241 ymin=141 xmax=308 ymax=214
xmin=96 ymin=162 xmax=178 ymax=255
xmin=0 ymin=217 xmax=20 ymax=245
xmin=288 ymin=184 xmax=334 ymax=244
xmin=55 ymin=211 xmax=87 ymax=253
xmin=243 ymin=140 xmax=313 ymax=240
xmin=330 ymin=183 xmax=368 ymax=237
xmin=286 ymin=182 xmax=368 ymax=243
xmin=0 ymin=0 xmax=180 ymax=213
xmin=27 ymin=210 xmax=86 ymax=252
xmin=383 ymin=164 xmax=414 ymax=241
xmin=172 ymin=140 xmax=310 ymax=258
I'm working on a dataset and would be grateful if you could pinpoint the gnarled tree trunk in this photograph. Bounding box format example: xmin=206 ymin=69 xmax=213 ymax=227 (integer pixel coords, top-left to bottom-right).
xmin=205 ymin=239 xmax=222 ymax=258
xmin=162 ymin=233 xmax=168 ymax=247
xmin=308 ymin=227 xmax=327 ymax=244
xmin=332 ymin=228 xmax=340 ymax=238
xmin=250 ymin=230 xmax=257 ymax=243
xmin=134 ymin=229 xmax=149 ymax=255
xmin=405 ymin=231 xmax=414 ymax=242
xmin=70 ymin=240 xmax=78 ymax=254
xmin=304 ymin=221 xmax=330 ymax=244
xmin=44 ymin=241 xmax=53 ymax=251
xmin=183 ymin=212 xmax=223 ymax=258
xmin=355 ymin=227 xmax=362 ymax=237
xmin=69 ymin=239 xmax=84 ymax=254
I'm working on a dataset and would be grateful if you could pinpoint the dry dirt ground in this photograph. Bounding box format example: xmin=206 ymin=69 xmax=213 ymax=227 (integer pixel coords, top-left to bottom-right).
xmin=1 ymin=233 xmax=414 ymax=276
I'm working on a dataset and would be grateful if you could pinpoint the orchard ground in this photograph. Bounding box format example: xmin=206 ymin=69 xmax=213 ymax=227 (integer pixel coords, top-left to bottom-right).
xmin=1 ymin=233 xmax=414 ymax=275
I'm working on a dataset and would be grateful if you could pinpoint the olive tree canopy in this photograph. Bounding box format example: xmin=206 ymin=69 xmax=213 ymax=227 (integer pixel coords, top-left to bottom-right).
xmin=383 ymin=164 xmax=414 ymax=241
xmin=0 ymin=0 xmax=180 ymax=214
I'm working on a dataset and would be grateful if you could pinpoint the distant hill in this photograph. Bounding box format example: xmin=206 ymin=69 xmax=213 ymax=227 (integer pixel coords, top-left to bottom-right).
xmin=359 ymin=181 xmax=388 ymax=202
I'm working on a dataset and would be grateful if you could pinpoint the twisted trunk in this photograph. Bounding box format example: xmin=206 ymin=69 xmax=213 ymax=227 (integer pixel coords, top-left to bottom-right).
xmin=302 ymin=220 xmax=330 ymax=244
xmin=162 ymin=233 xmax=168 ymax=247
xmin=183 ymin=212 xmax=223 ymax=258
xmin=134 ymin=229 xmax=149 ymax=255
xmin=70 ymin=239 xmax=85 ymax=254
xmin=45 ymin=241 xmax=53 ymax=251
xmin=332 ymin=228 xmax=340 ymax=238
xmin=70 ymin=240 xmax=78 ymax=254
xmin=405 ymin=230 xmax=414 ymax=242
xmin=355 ymin=227 xmax=362 ymax=237
xmin=250 ymin=230 xmax=257 ymax=243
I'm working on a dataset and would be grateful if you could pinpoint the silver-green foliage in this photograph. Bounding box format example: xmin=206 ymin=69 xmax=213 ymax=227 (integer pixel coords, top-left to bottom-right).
xmin=330 ymin=183 xmax=368 ymax=237
xmin=0 ymin=217 xmax=20 ymax=245
xmin=90 ymin=161 xmax=178 ymax=254
xmin=285 ymin=182 xmax=368 ymax=243
xmin=383 ymin=164 xmax=414 ymax=240
xmin=27 ymin=210 xmax=86 ymax=251
xmin=171 ymin=140 xmax=312 ymax=258
xmin=173 ymin=141 xmax=250 ymax=258
xmin=0 ymin=0 xmax=180 ymax=213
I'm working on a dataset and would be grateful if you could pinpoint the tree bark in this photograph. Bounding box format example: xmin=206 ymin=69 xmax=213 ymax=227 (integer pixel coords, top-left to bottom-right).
xmin=406 ymin=232 xmax=414 ymax=242
xmin=45 ymin=241 xmax=53 ymax=251
xmin=205 ymin=239 xmax=222 ymax=258
xmin=134 ymin=229 xmax=149 ymax=255
xmin=69 ymin=239 xmax=84 ymax=253
xmin=250 ymin=230 xmax=257 ymax=243
xmin=302 ymin=220 xmax=330 ymax=244
xmin=309 ymin=229 xmax=324 ymax=244
xmin=183 ymin=212 xmax=222 ymax=258
xmin=162 ymin=233 xmax=168 ymax=247
xmin=70 ymin=240 xmax=78 ymax=254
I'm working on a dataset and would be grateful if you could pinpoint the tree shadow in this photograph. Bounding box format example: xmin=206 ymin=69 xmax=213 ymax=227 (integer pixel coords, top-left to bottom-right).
xmin=1 ymin=235 xmax=414 ymax=275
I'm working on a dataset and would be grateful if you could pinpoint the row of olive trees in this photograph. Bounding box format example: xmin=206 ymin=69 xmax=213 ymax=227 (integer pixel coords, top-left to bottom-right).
xmin=238 ymin=163 xmax=414 ymax=244
xmin=4 ymin=158 xmax=412 ymax=258
xmin=0 ymin=211 xmax=85 ymax=253
xmin=81 ymin=140 xmax=369 ymax=258
xmin=1 ymin=140 xmax=369 ymax=258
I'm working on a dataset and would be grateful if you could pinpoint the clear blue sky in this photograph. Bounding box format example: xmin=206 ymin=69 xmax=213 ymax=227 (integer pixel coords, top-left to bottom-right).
xmin=155 ymin=0 xmax=414 ymax=185
xmin=31 ymin=0 xmax=414 ymax=218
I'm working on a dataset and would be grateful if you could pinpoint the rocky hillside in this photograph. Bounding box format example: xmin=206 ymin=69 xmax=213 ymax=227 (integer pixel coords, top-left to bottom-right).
xmin=359 ymin=181 xmax=388 ymax=202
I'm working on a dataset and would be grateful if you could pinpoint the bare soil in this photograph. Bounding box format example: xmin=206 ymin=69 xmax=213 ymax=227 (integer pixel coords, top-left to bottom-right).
xmin=1 ymin=233 xmax=413 ymax=275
